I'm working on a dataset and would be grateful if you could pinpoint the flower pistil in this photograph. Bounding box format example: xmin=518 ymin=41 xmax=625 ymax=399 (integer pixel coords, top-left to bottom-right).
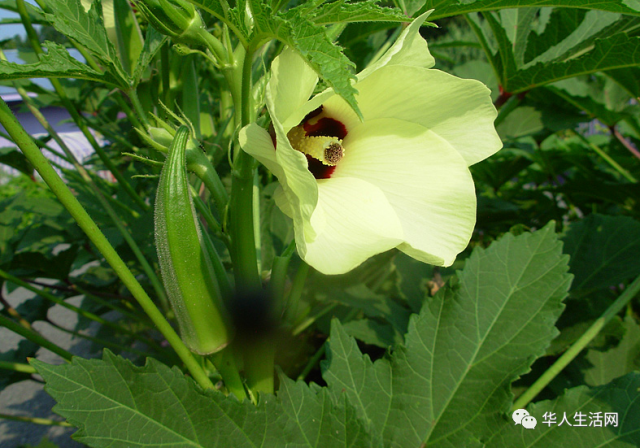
xmin=287 ymin=126 xmax=344 ymax=166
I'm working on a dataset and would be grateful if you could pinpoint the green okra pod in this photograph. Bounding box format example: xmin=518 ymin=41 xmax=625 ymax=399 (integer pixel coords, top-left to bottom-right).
xmin=155 ymin=126 xmax=232 ymax=354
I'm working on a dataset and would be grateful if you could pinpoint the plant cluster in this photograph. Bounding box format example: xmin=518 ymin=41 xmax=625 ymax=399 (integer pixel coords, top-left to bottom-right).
xmin=0 ymin=0 xmax=639 ymax=447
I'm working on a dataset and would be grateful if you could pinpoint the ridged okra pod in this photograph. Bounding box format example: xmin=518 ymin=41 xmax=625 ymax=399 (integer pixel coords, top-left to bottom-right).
xmin=155 ymin=126 xmax=232 ymax=354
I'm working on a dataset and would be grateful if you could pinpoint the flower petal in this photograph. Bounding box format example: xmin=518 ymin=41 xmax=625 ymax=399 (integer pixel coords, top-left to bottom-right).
xmin=280 ymin=11 xmax=438 ymax=131
xmin=302 ymin=177 xmax=404 ymax=275
xmin=358 ymin=10 xmax=435 ymax=79
xmin=240 ymin=123 xmax=319 ymax=244
xmin=334 ymin=118 xmax=476 ymax=266
xmin=267 ymin=48 xmax=318 ymax=126
xmin=239 ymin=123 xmax=283 ymax=177
xmin=324 ymin=66 xmax=502 ymax=166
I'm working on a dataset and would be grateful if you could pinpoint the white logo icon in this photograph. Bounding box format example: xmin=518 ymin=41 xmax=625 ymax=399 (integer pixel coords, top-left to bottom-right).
xmin=512 ymin=409 xmax=529 ymax=425
xmin=522 ymin=416 xmax=537 ymax=429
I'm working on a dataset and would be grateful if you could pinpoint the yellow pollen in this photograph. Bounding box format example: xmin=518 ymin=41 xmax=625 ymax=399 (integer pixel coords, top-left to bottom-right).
xmin=287 ymin=125 xmax=344 ymax=166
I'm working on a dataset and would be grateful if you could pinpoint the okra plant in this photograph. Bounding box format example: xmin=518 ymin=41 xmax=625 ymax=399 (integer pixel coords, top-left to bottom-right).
xmin=0 ymin=0 xmax=640 ymax=447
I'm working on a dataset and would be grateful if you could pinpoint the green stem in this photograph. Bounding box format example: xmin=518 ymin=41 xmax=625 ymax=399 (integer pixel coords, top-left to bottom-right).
xmin=0 ymin=413 xmax=72 ymax=427
xmin=61 ymin=283 xmax=146 ymax=323
xmin=47 ymin=320 xmax=161 ymax=361
xmin=0 ymin=269 xmax=164 ymax=352
xmin=571 ymin=131 xmax=637 ymax=183
xmin=243 ymin=336 xmax=275 ymax=396
xmin=188 ymin=151 xmax=229 ymax=214
xmin=512 ymin=273 xmax=640 ymax=411
xmin=271 ymin=242 xmax=296 ymax=316
xmin=128 ymin=87 xmax=152 ymax=130
xmin=292 ymin=303 xmax=338 ymax=336
xmin=114 ymin=92 xmax=145 ymax=132
xmin=297 ymin=343 xmax=325 ymax=381
xmin=285 ymin=261 xmax=309 ymax=324
xmin=190 ymin=184 xmax=222 ymax=234
xmin=0 ymin=98 xmax=214 ymax=389
xmin=16 ymin=0 xmax=148 ymax=211
xmin=0 ymin=361 xmax=37 ymax=374
xmin=229 ymin=44 xmax=261 ymax=292
xmin=209 ymin=347 xmax=248 ymax=401
xmin=161 ymin=42 xmax=172 ymax=118
xmin=0 ymin=314 xmax=73 ymax=362
xmin=0 ymin=70 xmax=168 ymax=311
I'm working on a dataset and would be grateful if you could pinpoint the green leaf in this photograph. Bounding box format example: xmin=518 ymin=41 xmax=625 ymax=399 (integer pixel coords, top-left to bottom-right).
xmin=40 ymin=0 xmax=129 ymax=87
xmin=394 ymin=251 xmax=433 ymax=313
xmin=133 ymin=27 xmax=167 ymax=85
xmin=583 ymin=316 xmax=640 ymax=386
xmin=509 ymin=32 xmax=640 ymax=92
xmin=278 ymin=374 xmax=382 ymax=447
xmin=186 ymin=1 xmax=249 ymax=42
xmin=341 ymin=319 xmax=402 ymax=348
xmin=323 ymin=222 xmax=572 ymax=447
xmin=544 ymin=75 xmax=637 ymax=126
xmin=310 ymin=0 xmax=408 ymax=25
xmin=254 ymin=4 xmax=362 ymax=119
xmin=485 ymin=373 xmax=640 ymax=447
xmin=423 ymin=0 xmax=640 ymax=21
xmin=606 ymin=66 xmax=640 ymax=96
xmin=0 ymin=42 xmax=114 ymax=85
xmin=470 ymin=7 xmax=640 ymax=93
xmin=113 ymin=0 xmax=143 ymax=76
xmin=562 ymin=214 xmax=640 ymax=295
xmin=33 ymin=350 xmax=281 ymax=448
xmin=497 ymin=105 xmax=545 ymax=139
xmin=33 ymin=349 xmax=383 ymax=448
xmin=322 ymin=321 xmax=394 ymax=435
xmin=0 ymin=146 xmax=32 ymax=176
xmin=327 ymin=284 xmax=410 ymax=335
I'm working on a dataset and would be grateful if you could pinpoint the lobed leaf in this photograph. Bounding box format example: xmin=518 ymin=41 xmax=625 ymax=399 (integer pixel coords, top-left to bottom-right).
xmin=32 ymin=351 xmax=281 ymax=448
xmin=486 ymin=373 xmax=640 ymax=447
xmin=309 ymin=0 xmax=408 ymax=25
xmin=423 ymin=0 xmax=640 ymax=21
xmin=323 ymin=222 xmax=573 ymax=447
xmin=562 ymin=214 xmax=640 ymax=295
xmin=0 ymin=42 xmax=114 ymax=85
xmin=40 ymin=0 xmax=129 ymax=87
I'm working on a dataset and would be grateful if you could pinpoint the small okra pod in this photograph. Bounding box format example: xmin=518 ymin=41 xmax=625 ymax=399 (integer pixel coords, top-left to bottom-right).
xmin=155 ymin=126 xmax=232 ymax=354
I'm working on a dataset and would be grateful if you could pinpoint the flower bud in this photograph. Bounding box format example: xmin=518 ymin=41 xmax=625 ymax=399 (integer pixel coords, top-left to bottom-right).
xmin=135 ymin=0 xmax=204 ymax=45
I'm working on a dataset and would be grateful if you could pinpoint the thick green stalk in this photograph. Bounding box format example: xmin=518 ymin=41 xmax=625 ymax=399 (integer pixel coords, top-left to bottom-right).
xmin=229 ymin=44 xmax=261 ymax=292
xmin=0 ymin=313 xmax=73 ymax=362
xmin=16 ymin=0 xmax=148 ymax=211
xmin=0 ymin=98 xmax=214 ymax=389
xmin=513 ymin=273 xmax=640 ymax=411
xmin=209 ymin=348 xmax=248 ymax=401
